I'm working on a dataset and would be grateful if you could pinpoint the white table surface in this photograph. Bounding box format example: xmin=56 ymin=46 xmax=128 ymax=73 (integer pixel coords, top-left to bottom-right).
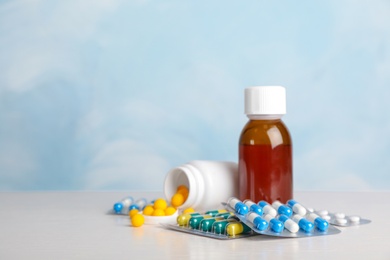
xmin=0 ymin=191 xmax=389 ymax=259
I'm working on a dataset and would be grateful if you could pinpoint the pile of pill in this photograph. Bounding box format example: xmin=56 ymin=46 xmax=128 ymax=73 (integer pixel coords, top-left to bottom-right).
xmin=224 ymin=197 xmax=341 ymax=238
xmin=162 ymin=209 xmax=255 ymax=239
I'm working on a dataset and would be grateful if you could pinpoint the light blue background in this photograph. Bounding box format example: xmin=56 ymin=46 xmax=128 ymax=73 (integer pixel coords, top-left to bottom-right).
xmin=1 ymin=0 xmax=389 ymax=191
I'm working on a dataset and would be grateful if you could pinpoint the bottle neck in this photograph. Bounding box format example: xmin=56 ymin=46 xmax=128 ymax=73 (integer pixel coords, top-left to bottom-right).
xmin=247 ymin=114 xmax=284 ymax=120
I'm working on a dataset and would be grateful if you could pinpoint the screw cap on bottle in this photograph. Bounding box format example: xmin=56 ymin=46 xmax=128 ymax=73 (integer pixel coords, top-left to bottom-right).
xmin=245 ymin=86 xmax=286 ymax=115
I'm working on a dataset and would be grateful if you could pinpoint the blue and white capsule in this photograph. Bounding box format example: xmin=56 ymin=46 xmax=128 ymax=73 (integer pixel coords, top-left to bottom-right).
xmin=307 ymin=213 xmax=329 ymax=232
xmin=278 ymin=214 xmax=299 ymax=233
xmin=287 ymin=199 xmax=307 ymax=216
xmin=227 ymin=197 xmax=249 ymax=215
xmin=129 ymin=198 xmax=147 ymax=211
xmin=292 ymin=214 xmax=314 ymax=233
xmin=258 ymin=201 xmax=277 ymax=217
xmin=243 ymin=200 xmax=263 ymax=216
xmin=246 ymin=212 xmax=268 ymax=231
xmin=263 ymin=213 xmax=284 ymax=233
xmin=272 ymin=201 xmax=293 ymax=217
xmin=113 ymin=196 xmax=134 ymax=214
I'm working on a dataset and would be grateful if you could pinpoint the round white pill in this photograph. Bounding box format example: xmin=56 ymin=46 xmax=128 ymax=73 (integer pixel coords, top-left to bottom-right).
xmin=334 ymin=213 xmax=345 ymax=219
xmin=336 ymin=218 xmax=348 ymax=224
xmin=307 ymin=208 xmax=314 ymax=213
xmin=322 ymin=215 xmax=331 ymax=221
xmin=348 ymin=216 xmax=360 ymax=223
xmin=317 ymin=210 xmax=329 ymax=216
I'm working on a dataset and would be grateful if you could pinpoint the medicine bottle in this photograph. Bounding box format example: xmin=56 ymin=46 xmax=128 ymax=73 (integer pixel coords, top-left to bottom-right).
xmin=238 ymin=86 xmax=293 ymax=203
xmin=164 ymin=160 xmax=238 ymax=212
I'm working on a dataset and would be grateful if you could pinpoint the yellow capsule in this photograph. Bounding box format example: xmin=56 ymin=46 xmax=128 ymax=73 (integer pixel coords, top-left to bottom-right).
xmin=176 ymin=213 xmax=200 ymax=226
xmin=226 ymin=222 xmax=252 ymax=236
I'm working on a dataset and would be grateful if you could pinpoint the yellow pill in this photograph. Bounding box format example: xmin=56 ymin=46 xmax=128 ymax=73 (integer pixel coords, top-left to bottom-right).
xmin=142 ymin=205 xmax=154 ymax=216
xmin=177 ymin=185 xmax=189 ymax=192
xmin=129 ymin=209 xmax=139 ymax=218
xmin=153 ymin=198 xmax=168 ymax=210
xmin=183 ymin=207 xmax=195 ymax=214
xmin=152 ymin=208 xmax=165 ymax=216
xmin=226 ymin=223 xmax=251 ymax=236
xmin=165 ymin=206 xmax=176 ymax=216
xmin=131 ymin=214 xmax=145 ymax=227
xmin=171 ymin=193 xmax=185 ymax=208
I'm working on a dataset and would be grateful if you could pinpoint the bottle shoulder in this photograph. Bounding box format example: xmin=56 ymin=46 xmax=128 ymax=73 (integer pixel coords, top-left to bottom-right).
xmin=239 ymin=120 xmax=292 ymax=145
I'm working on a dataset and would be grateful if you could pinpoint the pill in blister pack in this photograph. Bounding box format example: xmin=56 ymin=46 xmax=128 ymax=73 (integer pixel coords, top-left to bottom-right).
xmin=314 ymin=210 xmax=371 ymax=226
xmin=223 ymin=197 xmax=341 ymax=238
xmin=162 ymin=209 xmax=257 ymax=239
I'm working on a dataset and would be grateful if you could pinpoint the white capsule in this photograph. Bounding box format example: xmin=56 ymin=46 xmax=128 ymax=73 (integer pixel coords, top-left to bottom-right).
xmin=336 ymin=218 xmax=348 ymax=224
xmin=348 ymin=216 xmax=360 ymax=223
xmin=292 ymin=204 xmax=307 ymax=216
xmin=307 ymin=213 xmax=320 ymax=223
xmin=285 ymin=219 xmax=299 ymax=233
xmin=334 ymin=213 xmax=345 ymax=219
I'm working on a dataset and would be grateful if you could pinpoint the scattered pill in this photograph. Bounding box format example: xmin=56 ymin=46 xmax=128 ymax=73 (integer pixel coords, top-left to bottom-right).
xmin=272 ymin=201 xmax=293 ymax=217
xmin=292 ymin=215 xmax=314 ymax=233
xmin=334 ymin=213 xmax=345 ymax=219
xmin=263 ymin=214 xmax=284 ymax=233
xmin=335 ymin=218 xmax=348 ymax=225
xmin=226 ymin=222 xmax=252 ymax=236
xmin=131 ymin=213 xmax=145 ymax=227
xmin=244 ymin=200 xmax=263 ymax=216
xmin=258 ymin=201 xmax=277 ymax=217
xmin=129 ymin=198 xmax=147 ymax=211
xmin=227 ymin=197 xmax=249 ymax=215
xmin=129 ymin=209 xmax=139 ymax=218
xmin=246 ymin=212 xmax=268 ymax=231
xmin=348 ymin=216 xmax=360 ymax=223
xmin=307 ymin=213 xmax=328 ymax=232
xmin=113 ymin=196 xmax=134 ymax=214
xmin=287 ymin=200 xmax=307 ymax=216
xmin=278 ymin=214 xmax=299 ymax=233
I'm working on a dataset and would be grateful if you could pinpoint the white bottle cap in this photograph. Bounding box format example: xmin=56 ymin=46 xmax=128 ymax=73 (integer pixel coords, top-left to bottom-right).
xmin=245 ymin=86 xmax=286 ymax=115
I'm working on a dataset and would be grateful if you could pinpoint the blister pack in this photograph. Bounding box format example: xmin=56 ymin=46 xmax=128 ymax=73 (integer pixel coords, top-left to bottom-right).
xmin=162 ymin=209 xmax=258 ymax=239
xmin=313 ymin=210 xmax=371 ymax=227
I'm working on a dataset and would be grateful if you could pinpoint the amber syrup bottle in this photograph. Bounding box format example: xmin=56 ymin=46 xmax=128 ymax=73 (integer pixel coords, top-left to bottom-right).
xmin=238 ymin=86 xmax=292 ymax=203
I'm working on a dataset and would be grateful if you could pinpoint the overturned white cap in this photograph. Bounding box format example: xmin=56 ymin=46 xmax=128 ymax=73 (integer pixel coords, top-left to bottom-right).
xmin=245 ymin=86 xmax=286 ymax=115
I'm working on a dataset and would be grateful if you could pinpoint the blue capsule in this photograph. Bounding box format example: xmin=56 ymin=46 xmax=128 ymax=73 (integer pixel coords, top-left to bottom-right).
xmin=263 ymin=214 xmax=284 ymax=233
xmin=227 ymin=197 xmax=249 ymax=215
xmin=308 ymin=213 xmax=329 ymax=232
xmin=246 ymin=212 xmax=268 ymax=231
xmin=243 ymin=200 xmax=263 ymax=216
xmin=129 ymin=198 xmax=147 ymax=211
xmin=272 ymin=201 xmax=293 ymax=217
xmin=293 ymin=215 xmax=314 ymax=233
xmin=113 ymin=196 xmax=134 ymax=214
xmin=287 ymin=199 xmax=307 ymax=216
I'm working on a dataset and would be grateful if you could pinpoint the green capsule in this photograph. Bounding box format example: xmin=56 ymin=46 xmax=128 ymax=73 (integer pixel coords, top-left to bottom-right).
xmin=212 ymin=219 xmax=238 ymax=235
xmin=215 ymin=212 xmax=233 ymax=219
xmin=177 ymin=212 xmax=201 ymax=226
xmin=199 ymin=217 xmax=224 ymax=232
xmin=204 ymin=209 xmax=228 ymax=217
xmin=189 ymin=215 xmax=212 ymax=229
xmin=226 ymin=222 xmax=252 ymax=237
